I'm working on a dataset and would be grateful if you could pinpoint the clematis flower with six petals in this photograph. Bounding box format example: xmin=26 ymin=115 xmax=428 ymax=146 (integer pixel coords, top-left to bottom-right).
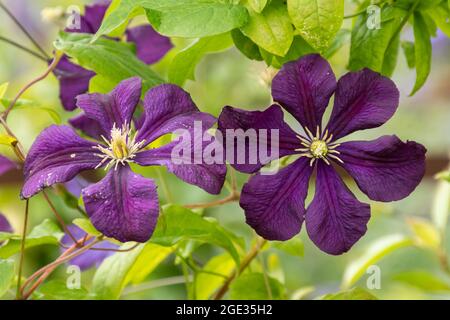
xmin=21 ymin=77 xmax=226 ymax=243
xmin=53 ymin=1 xmax=173 ymax=111
xmin=218 ymin=54 xmax=426 ymax=255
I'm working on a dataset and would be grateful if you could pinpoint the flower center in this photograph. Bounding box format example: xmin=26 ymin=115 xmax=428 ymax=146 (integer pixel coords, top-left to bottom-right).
xmin=310 ymin=139 xmax=328 ymax=158
xmin=94 ymin=124 xmax=145 ymax=170
xmin=295 ymin=126 xmax=343 ymax=166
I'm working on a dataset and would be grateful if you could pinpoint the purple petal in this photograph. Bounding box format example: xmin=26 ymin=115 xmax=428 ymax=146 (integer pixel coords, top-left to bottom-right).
xmin=21 ymin=125 xmax=100 ymax=199
xmin=53 ymin=56 xmax=95 ymax=111
xmin=69 ymin=113 xmax=105 ymax=140
xmin=76 ymin=77 xmax=142 ymax=138
xmin=135 ymin=123 xmax=226 ymax=194
xmin=217 ymin=105 xmax=300 ymax=173
xmin=61 ymin=225 xmax=118 ymax=271
xmin=82 ymin=166 xmax=160 ymax=243
xmin=64 ymin=176 xmax=90 ymax=198
xmin=338 ymin=136 xmax=426 ymax=202
xmin=272 ymin=54 xmax=337 ymax=132
xmin=326 ymin=68 xmax=399 ymax=141
xmin=66 ymin=3 xmax=109 ymax=34
xmin=126 ymin=25 xmax=173 ymax=65
xmin=305 ymin=162 xmax=370 ymax=255
xmin=136 ymin=84 xmax=216 ymax=145
xmin=0 ymin=213 xmax=13 ymax=233
xmin=0 ymin=155 xmax=17 ymax=176
xmin=240 ymin=157 xmax=313 ymax=241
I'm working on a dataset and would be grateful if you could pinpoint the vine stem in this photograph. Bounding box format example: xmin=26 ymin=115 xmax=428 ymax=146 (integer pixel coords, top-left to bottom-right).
xmin=2 ymin=52 xmax=62 ymax=121
xmin=213 ymin=237 xmax=267 ymax=300
xmin=20 ymin=236 xmax=103 ymax=300
xmin=0 ymin=36 xmax=48 ymax=61
xmin=15 ymin=199 xmax=29 ymax=299
xmin=184 ymin=191 xmax=240 ymax=209
xmin=343 ymin=0 xmax=387 ymax=19
xmin=0 ymin=1 xmax=50 ymax=59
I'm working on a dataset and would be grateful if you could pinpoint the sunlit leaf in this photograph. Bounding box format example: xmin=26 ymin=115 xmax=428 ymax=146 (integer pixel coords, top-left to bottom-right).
xmin=341 ymin=234 xmax=413 ymax=289
xmin=321 ymin=287 xmax=378 ymax=300
xmin=287 ymin=0 xmax=344 ymax=52
xmin=37 ymin=280 xmax=89 ymax=300
xmin=195 ymin=253 xmax=235 ymax=299
xmin=394 ymin=271 xmax=450 ymax=292
xmin=402 ymin=41 xmax=416 ymax=68
xmin=241 ymin=0 xmax=293 ymax=56
xmin=0 ymin=98 xmax=61 ymax=124
xmin=73 ymin=218 xmax=102 ymax=237
xmin=249 ymin=0 xmax=268 ymax=13
xmin=0 ymin=83 xmax=8 ymax=99
xmin=407 ymin=217 xmax=441 ymax=250
xmin=231 ymin=29 xmax=263 ymax=61
xmin=168 ymin=33 xmax=233 ymax=86
xmin=0 ymin=134 xmax=17 ymax=147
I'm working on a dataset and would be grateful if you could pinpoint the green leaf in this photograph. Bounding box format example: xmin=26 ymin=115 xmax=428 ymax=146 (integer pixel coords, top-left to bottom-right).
xmin=0 ymin=83 xmax=8 ymax=99
xmin=341 ymin=234 xmax=413 ymax=289
xmin=323 ymin=28 xmax=351 ymax=58
xmin=435 ymin=170 xmax=450 ymax=183
xmin=54 ymin=32 xmax=163 ymax=92
xmin=196 ymin=253 xmax=236 ymax=299
xmin=287 ymin=0 xmax=344 ymax=52
xmin=0 ymin=259 xmax=15 ymax=298
xmin=249 ymin=0 xmax=268 ymax=13
xmin=321 ymin=287 xmax=378 ymax=300
xmin=0 ymin=219 xmax=64 ymax=259
xmin=431 ymin=180 xmax=450 ymax=236
xmin=73 ymin=218 xmax=102 ymax=237
xmin=381 ymin=33 xmax=400 ymax=77
xmin=275 ymin=35 xmax=316 ymax=65
xmin=168 ymin=33 xmax=233 ymax=86
xmin=89 ymin=74 xmax=118 ymax=94
xmin=37 ymin=280 xmax=89 ymax=300
xmin=349 ymin=6 xmax=407 ymax=73
xmin=92 ymin=242 xmax=174 ymax=299
xmin=407 ymin=217 xmax=441 ymax=249
xmin=231 ymin=29 xmax=263 ymax=61
xmin=241 ymin=0 xmax=294 ymax=56
xmin=393 ymin=271 xmax=450 ymax=292
xmin=95 ymin=0 xmax=248 ymax=40
xmin=401 ymin=40 xmax=416 ymax=68
xmin=410 ymin=11 xmax=432 ymax=95
xmin=126 ymin=243 xmax=174 ymax=284
xmin=151 ymin=205 xmax=242 ymax=265
xmin=426 ymin=3 xmax=450 ymax=37
xmin=1 ymin=98 xmax=61 ymax=124
xmin=230 ymin=273 xmax=286 ymax=300
xmin=271 ymin=237 xmax=304 ymax=257
xmin=92 ymin=243 xmax=146 ymax=299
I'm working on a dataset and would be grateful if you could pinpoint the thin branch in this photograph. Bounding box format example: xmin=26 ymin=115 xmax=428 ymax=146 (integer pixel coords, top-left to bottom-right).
xmin=2 ymin=53 xmax=62 ymax=120
xmin=0 ymin=36 xmax=48 ymax=61
xmin=15 ymin=199 xmax=29 ymax=299
xmin=184 ymin=192 xmax=240 ymax=209
xmin=213 ymin=237 xmax=267 ymax=300
xmin=0 ymin=2 xmax=50 ymax=59
xmin=42 ymin=190 xmax=78 ymax=244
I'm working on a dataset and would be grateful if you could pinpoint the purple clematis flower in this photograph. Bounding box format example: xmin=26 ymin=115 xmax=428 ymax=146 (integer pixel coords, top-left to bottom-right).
xmin=21 ymin=77 xmax=226 ymax=243
xmin=53 ymin=1 xmax=173 ymax=111
xmin=61 ymin=225 xmax=118 ymax=270
xmin=218 ymin=54 xmax=426 ymax=255
xmin=0 ymin=213 xmax=13 ymax=233
xmin=0 ymin=155 xmax=17 ymax=176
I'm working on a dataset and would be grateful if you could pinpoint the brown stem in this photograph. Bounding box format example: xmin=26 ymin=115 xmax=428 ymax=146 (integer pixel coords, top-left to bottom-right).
xmin=213 ymin=237 xmax=267 ymax=300
xmin=2 ymin=53 xmax=62 ymax=121
xmin=20 ymin=236 xmax=101 ymax=299
xmin=42 ymin=190 xmax=78 ymax=244
xmin=185 ymin=192 xmax=240 ymax=209
xmin=16 ymin=199 xmax=30 ymax=299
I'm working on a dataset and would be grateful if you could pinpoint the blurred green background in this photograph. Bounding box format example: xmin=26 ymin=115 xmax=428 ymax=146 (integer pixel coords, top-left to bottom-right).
xmin=0 ymin=0 xmax=449 ymax=300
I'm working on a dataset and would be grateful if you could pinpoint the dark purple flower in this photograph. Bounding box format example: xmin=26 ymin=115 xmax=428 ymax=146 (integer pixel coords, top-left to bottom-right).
xmin=21 ymin=77 xmax=226 ymax=243
xmin=61 ymin=225 xmax=117 ymax=270
xmin=0 ymin=213 xmax=13 ymax=233
xmin=54 ymin=1 xmax=173 ymax=111
xmin=218 ymin=54 xmax=426 ymax=255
